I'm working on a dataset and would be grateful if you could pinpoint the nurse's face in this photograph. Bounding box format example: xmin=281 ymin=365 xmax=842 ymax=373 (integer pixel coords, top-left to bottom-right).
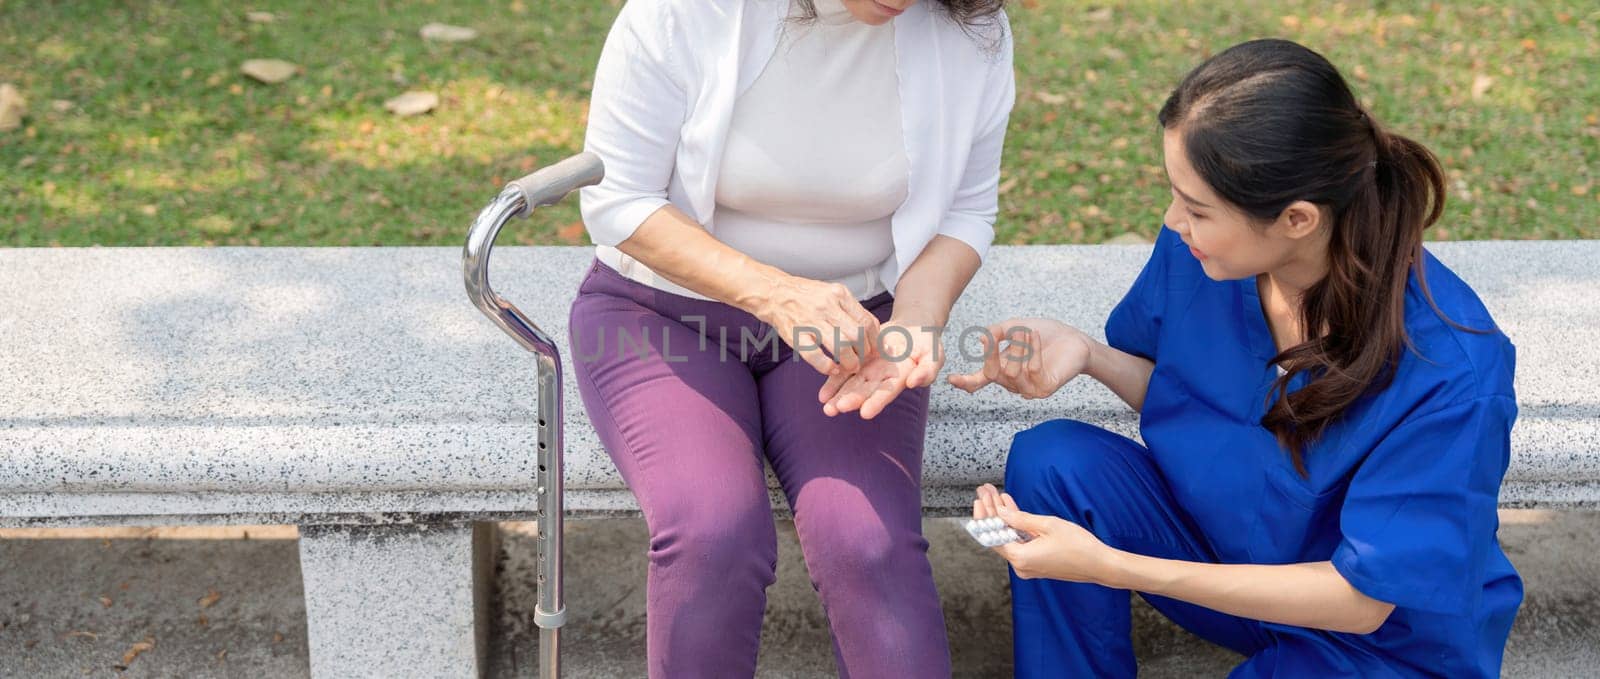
xmin=840 ymin=0 xmax=915 ymax=25
xmin=1160 ymin=129 xmax=1312 ymax=281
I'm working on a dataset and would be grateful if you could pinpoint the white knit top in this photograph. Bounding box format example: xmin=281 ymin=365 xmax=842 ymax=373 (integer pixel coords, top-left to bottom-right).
xmin=602 ymin=0 xmax=908 ymax=300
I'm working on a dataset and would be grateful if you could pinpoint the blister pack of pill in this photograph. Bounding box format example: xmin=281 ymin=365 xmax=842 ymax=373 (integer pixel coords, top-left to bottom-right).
xmin=964 ymin=516 xmax=1024 ymax=548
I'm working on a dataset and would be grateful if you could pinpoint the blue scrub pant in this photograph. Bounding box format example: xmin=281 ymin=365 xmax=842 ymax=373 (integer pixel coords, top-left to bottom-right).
xmin=1006 ymin=419 xmax=1384 ymax=678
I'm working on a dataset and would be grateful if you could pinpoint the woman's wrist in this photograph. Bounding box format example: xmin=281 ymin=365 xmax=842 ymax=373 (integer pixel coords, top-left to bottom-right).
xmin=730 ymin=263 xmax=790 ymax=319
xmin=1098 ymin=547 xmax=1154 ymax=591
xmin=887 ymin=302 xmax=948 ymax=331
xmin=1082 ymin=334 xmax=1113 ymax=385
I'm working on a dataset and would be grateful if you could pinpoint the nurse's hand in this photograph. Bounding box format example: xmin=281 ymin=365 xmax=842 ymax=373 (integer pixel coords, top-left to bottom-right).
xmin=818 ymin=319 xmax=942 ymax=419
xmin=973 ymin=483 xmax=1117 ymax=584
xmin=947 ymin=319 xmax=1092 ymax=399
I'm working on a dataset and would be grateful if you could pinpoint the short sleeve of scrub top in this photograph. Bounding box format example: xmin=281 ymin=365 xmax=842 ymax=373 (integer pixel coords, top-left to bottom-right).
xmin=1331 ymin=394 xmax=1518 ymax=616
xmin=1105 ymin=227 xmax=1183 ymax=361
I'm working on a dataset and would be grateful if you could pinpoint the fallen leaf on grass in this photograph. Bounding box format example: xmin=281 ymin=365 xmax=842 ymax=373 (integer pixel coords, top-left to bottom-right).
xmin=1470 ymin=74 xmax=1493 ymax=100
xmin=557 ymin=221 xmax=586 ymax=244
xmin=99 ymin=596 xmax=113 ymax=608
xmin=198 ymin=589 xmax=222 ymax=609
xmin=1034 ymin=91 xmax=1067 ymax=105
xmin=420 ymin=23 xmax=478 ymax=42
xmin=384 ymin=91 xmax=439 ymax=117
xmin=1103 ymin=232 xmax=1153 ymax=245
xmin=0 ymin=83 xmax=26 ymax=131
xmin=240 ymin=59 xmax=297 ymax=84
xmin=193 ymin=215 xmax=236 ymax=236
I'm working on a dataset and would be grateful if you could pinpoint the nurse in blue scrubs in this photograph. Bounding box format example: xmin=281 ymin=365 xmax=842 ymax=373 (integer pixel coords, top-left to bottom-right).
xmin=952 ymin=40 xmax=1522 ymax=677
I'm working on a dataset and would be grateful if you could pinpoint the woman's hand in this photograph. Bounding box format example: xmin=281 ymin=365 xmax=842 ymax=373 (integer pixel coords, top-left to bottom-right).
xmin=973 ymin=484 xmax=1119 ymax=584
xmin=753 ymin=275 xmax=882 ymax=376
xmin=818 ymin=319 xmax=943 ymax=419
xmin=947 ymin=318 xmax=1092 ymax=400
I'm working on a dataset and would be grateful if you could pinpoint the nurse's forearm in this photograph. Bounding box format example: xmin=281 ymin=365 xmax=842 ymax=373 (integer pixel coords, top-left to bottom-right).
xmin=1084 ymin=340 xmax=1154 ymax=411
xmin=1105 ymin=554 xmax=1396 ymax=635
xmin=890 ymin=235 xmax=982 ymax=327
xmin=615 ymin=205 xmax=791 ymax=314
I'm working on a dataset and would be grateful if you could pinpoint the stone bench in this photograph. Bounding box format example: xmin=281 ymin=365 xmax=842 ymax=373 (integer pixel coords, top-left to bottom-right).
xmin=3 ymin=239 xmax=1596 ymax=676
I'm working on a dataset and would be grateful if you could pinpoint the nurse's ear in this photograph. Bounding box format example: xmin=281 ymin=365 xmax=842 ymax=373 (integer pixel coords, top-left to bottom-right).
xmin=1270 ymin=200 xmax=1325 ymax=241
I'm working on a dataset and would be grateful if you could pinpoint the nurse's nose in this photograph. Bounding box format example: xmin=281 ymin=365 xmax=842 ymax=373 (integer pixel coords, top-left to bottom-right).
xmin=1163 ymin=201 xmax=1189 ymax=236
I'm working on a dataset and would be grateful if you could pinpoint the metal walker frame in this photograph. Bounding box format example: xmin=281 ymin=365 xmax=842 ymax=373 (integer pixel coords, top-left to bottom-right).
xmin=463 ymin=152 xmax=605 ymax=679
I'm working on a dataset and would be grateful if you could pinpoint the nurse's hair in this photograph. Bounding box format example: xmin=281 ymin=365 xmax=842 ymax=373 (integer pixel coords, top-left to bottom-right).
xmin=1158 ymin=39 xmax=1450 ymax=475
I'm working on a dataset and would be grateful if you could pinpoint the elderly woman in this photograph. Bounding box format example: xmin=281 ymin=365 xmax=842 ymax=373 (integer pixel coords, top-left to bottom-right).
xmin=567 ymin=0 xmax=1015 ymax=676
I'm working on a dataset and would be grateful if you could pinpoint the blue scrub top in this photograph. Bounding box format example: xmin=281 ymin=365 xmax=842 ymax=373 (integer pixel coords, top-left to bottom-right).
xmin=1105 ymin=227 xmax=1522 ymax=677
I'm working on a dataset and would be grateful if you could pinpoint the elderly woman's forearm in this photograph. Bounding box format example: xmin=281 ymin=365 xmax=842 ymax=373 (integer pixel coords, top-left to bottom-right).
xmin=890 ymin=235 xmax=982 ymax=327
xmin=615 ymin=204 xmax=786 ymax=314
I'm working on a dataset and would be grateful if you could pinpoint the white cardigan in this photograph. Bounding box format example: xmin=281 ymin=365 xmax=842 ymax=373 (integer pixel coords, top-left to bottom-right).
xmin=579 ymin=0 xmax=1016 ymax=294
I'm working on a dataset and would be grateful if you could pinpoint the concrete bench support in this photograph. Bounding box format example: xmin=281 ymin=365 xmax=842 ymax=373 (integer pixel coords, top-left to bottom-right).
xmin=299 ymin=522 xmax=499 ymax=678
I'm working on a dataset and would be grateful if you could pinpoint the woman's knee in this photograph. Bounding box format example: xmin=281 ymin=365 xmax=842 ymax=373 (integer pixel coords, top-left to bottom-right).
xmin=1004 ymin=419 xmax=1143 ymax=504
xmin=648 ymin=495 xmax=778 ymax=581
xmin=796 ymin=494 xmax=924 ymax=585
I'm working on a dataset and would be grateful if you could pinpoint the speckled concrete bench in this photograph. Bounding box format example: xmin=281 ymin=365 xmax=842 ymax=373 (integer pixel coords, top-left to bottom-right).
xmin=2 ymin=242 xmax=1596 ymax=675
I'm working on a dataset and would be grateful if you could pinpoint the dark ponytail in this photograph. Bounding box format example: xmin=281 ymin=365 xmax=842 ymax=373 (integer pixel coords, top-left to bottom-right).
xmin=1158 ymin=39 xmax=1453 ymax=475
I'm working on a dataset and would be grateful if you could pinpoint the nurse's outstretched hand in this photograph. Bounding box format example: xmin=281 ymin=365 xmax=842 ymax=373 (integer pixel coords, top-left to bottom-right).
xmin=973 ymin=483 xmax=1116 ymax=584
xmin=947 ymin=318 xmax=1091 ymax=399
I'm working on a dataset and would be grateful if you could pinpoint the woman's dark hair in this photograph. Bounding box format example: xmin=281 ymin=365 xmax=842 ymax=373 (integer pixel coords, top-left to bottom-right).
xmin=792 ymin=0 xmax=1007 ymax=34
xmin=1158 ymin=39 xmax=1452 ymax=475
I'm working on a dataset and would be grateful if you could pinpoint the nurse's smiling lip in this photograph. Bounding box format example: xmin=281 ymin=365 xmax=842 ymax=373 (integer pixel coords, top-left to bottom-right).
xmin=871 ymin=0 xmax=906 ymax=17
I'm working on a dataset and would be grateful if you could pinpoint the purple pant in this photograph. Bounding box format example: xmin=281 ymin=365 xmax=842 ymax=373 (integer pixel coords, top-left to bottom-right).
xmin=568 ymin=259 xmax=950 ymax=678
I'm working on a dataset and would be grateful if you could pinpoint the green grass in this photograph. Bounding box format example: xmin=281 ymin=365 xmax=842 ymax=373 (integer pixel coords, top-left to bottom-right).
xmin=1 ymin=0 xmax=1597 ymax=246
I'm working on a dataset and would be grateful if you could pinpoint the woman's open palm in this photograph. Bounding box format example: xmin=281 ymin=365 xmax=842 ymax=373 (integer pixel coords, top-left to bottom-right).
xmin=947 ymin=318 xmax=1091 ymax=400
